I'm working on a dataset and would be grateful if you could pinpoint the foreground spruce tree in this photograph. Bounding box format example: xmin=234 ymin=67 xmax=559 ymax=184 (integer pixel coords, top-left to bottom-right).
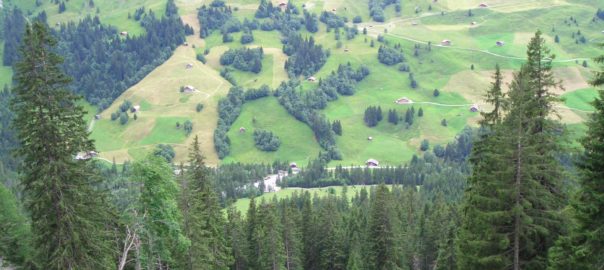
xmin=180 ymin=136 xmax=232 ymax=269
xmin=458 ymin=32 xmax=565 ymax=270
xmin=133 ymin=155 xmax=188 ymax=269
xmin=10 ymin=22 xmax=115 ymax=269
xmin=547 ymin=45 xmax=604 ymax=269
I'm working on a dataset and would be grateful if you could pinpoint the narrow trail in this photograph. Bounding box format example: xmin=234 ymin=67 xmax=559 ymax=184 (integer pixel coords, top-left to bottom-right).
xmin=87 ymin=119 xmax=95 ymax=132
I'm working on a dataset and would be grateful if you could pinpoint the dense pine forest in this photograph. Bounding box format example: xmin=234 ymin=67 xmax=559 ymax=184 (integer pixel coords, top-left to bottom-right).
xmin=1 ymin=0 xmax=604 ymax=269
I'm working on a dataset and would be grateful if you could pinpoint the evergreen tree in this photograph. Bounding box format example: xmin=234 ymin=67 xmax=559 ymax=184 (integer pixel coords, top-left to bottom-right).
xmin=317 ymin=197 xmax=347 ymax=269
xmin=458 ymin=32 xmax=565 ymax=270
xmin=369 ymin=185 xmax=403 ymax=269
xmin=11 ymin=22 xmax=115 ymax=269
xmin=133 ymin=155 xmax=189 ymax=269
xmin=226 ymin=205 xmax=248 ymax=270
xmin=332 ymin=120 xmax=343 ymax=135
xmin=0 ymin=183 xmax=33 ymax=267
xmin=481 ymin=64 xmax=506 ymax=126
xmin=281 ymin=200 xmax=303 ymax=270
xmin=181 ymin=136 xmax=232 ymax=269
xmin=548 ymin=45 xmax=604 ymax=270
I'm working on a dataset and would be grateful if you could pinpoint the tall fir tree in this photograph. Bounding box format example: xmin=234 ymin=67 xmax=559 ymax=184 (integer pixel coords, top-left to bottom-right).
xmin=458 ymin=32 xmax=565 ymax=270
xmin=181 ymin=136 xmax=232 ymax=269
xmin=369 ymin=184 xmax=403 ymax=269
xmin=133 ymin=155 xmax=189 ymax=269
xmin=226 ymin=205 xmax=248 ymax=270
xmin=547 ymin=44 xmax=604 ymax=269
xmin=481 ymin=64 xmax=506 ymax=126
xmin=11 ymin=22 xmax=115 ymax=269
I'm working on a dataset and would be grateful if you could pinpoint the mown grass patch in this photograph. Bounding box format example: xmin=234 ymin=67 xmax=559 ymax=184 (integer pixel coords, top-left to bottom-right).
xmin=223 ymin=97 xmax=323 ymax=165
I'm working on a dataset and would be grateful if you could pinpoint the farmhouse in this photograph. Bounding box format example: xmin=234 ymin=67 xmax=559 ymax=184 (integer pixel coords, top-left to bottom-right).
xmin=366 ymin=159 xmax=379 ymax=167
xmin=75 ymin=151 xmax=98 ymax=160
xmin=395 ymin=97 xmax=413 ymax=104
xmin=289 ymin=162 xmax=301 ymax=174
xmin=496 ymin=41 xmax=505 ymax=46
xmin=182 ymin=85 xmax=196 ymax=93
xmin=441 ymin=39 xmax=452 ymax=46
xmin=470 ymin=104 xmax=480 ymax=112
xmin=278 ymin=2 xmax=287 ymax=10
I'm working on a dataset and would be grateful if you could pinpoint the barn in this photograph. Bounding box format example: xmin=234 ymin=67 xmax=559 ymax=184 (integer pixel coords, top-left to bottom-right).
xmin=366 ymin=159 xmax=379 ymax=167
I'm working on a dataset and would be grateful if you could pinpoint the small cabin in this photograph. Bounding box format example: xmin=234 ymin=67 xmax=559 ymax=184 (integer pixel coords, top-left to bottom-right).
xmin=186 ymin=63 xmax=194 ymax=69
xmin=496 ymin=41 xmax=505 ymax=46
xmin=367 ymin=136 xmax=373 ymax=141
xmin=470 ymin=104 xmax=480 ymax=112
xmin=441 ymin=39 xmax=452 ymax=46
xmin=395 ymin=97 xmax=413 ymax=104
xmin=307 ymin=76 xmax=317 ymax=82
xmin=183 ymin=42 xmax=189 ymax=46
xmin=75 ymin=151 xmax=98 ymax=160
xmin=182 ymin=85 xmax=196 ymax=93
xmin=95 ymin=114 xmax=101 ymax=120
xmin=130 ymin=105 xmax=141 ymax=113
xmin=239 ymin=127 xmax=246 ymax=133
xmin=344 ymin=48 xmax=349 ymax=52
xmin=479 ymin=3 xmax=488 ymax=8
xmin=332 ymin=8 xmax=336 ymax=12
xmin=289 ymin=162 xmax=298 ymax=169
xmin=411 ymin=21 xmax=418 ymax=26
xmin=471 ymin=21 xmax=477 ymax=25
xmin=366 ymin=159 xmax=379 ymax=167
xmin=120 ymin=31 xmax=128 ymax=36
xmin=279 ymin=2 xmax=287 ymax=10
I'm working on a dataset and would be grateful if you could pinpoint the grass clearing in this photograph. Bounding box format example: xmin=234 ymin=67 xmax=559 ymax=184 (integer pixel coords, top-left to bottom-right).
xmin=562 ymin=88 xmax=599 ymax=111
xmin=223 ymin=97 xmax=323 ymax=165
xmin=233 ymin=184 xmax=388 ymax=214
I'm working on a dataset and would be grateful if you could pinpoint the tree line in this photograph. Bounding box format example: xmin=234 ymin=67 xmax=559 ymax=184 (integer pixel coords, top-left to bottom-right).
xmin=214 ymin=85 xmax=271 ymax=158
xmin=220 ymin=47 xmax=264 ymax=74
xmin=274 ymin=64 xmax=370 ymax=161
xmin=3 ymin=0 xmax=188 ymax=110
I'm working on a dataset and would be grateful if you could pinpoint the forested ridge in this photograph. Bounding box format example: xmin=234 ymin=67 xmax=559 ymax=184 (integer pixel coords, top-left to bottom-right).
xmin=1 ymin=0 xmax=604 ymax=269
xmin=2 ymin=0 xmax=188 ymax=109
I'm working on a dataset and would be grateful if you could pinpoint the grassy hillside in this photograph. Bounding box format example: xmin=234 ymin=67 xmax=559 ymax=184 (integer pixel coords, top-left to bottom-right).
xmin=3 ymin=0 xmax=601 ymax=166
